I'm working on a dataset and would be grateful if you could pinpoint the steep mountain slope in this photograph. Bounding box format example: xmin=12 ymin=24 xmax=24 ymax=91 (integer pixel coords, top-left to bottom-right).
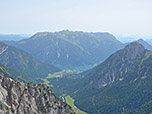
xmin=82 ymin=42 xmax=146 ymax=88
xmin=137 ymin=38 xmax=152 ymax=50
xmin=68 ymin=42 xmax=152 ymax=114
xmin=6 ymin=30 xmax=123 ymax=65
xmin=0 ymin=65 xmax=74 ymax=114
xmin=0 ymin=42 xmax=60 ymax=82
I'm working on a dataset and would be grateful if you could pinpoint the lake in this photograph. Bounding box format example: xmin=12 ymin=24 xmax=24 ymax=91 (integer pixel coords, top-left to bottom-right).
xmin=56 ymin=65 xmax=96 ymax=71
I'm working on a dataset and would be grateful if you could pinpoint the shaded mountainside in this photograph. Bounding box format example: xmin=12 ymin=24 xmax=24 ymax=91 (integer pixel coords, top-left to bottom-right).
xmin=0 ymin=42 xmax=60 ymax=82
xmin=83 ymin=42 xmax=146 ymax=88
xmin=64 ymin=42 xmax=152 ymax=114
xmin=0 ymin=65 xmax=74 ymax=114
xmin=6 ymin=30 xmax=123 ymax=66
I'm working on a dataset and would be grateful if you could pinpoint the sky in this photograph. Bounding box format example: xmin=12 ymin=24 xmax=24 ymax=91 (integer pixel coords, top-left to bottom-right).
xmin=0 ymin=0 xmax=152 ymax=37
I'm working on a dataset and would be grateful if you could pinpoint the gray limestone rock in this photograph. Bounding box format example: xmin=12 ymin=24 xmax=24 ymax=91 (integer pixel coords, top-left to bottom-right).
xmin=0 ymin=68 xmax=74 ymax=114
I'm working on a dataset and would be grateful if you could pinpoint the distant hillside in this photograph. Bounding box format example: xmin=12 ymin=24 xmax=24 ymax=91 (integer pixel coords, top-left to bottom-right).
xmin=0 ymin=42 xmax=60 ymax=82
xmin=66 ymin=42 xmax=152 ymax=114
xmin=5 ymin=30 xmax=123 ymax=66
xmin=0 ymin=34 xmax=30 ymax=41
xmin=116 ymin=36 xmax=139 ymax=43
xmin=123 ymin=38 xmax=152 ymax=51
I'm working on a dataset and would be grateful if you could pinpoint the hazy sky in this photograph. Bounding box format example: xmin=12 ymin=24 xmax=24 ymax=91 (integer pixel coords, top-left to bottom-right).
xmin=0 ymin=0 xmax=152 ymax=36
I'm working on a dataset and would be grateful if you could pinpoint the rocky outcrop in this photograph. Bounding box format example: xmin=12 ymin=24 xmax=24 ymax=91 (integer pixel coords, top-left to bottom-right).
xmin=0 ymin=68 xmax=74 ymax=114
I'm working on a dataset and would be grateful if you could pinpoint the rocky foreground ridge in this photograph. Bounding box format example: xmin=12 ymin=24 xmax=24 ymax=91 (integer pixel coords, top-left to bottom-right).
xmin=0 ymin=65 xmax=74 ymax=114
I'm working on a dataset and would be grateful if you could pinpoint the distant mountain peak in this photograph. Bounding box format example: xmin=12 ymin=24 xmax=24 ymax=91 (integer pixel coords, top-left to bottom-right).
xmin=85 ymin=42 xmax=147 ymax=89
xmin=123 ymin=42 xmax=145 ymax=60
xmin=136 ymin=38 xmax=152 ymax=50
xmin=124 ymin=42 xmax=144 ymax=50
xmin=137 ymin=38 xmax=144 ymax=42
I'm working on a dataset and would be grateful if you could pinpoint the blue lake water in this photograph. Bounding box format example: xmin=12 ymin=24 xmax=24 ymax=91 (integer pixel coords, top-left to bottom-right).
xmin=56 ymin=65 xmax=96 ymax=71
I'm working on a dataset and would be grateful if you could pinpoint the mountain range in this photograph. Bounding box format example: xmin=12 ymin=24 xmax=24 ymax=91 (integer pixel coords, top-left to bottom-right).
xmin=1 ymin=30 xmax=152 ymax=114
xmin=5 ymin=31 xmax=152 ymax=66
xmin=52 ymin=42 xmax=152 ymax=114
xmin=5 ymin=30 xmax=124 ymax=66
xmin=73 ymin=42 xmax=152 ymax=114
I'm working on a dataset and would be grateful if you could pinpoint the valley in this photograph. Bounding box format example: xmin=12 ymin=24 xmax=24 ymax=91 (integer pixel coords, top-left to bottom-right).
xmin=65 ymin=95 xmax=87 ymax=114
xmin=39 ymin=69 xmax=88 ymax=114
xmin=56 ymin=65 xmax=96 ymax=71
xmin=39 ymin=69 xmax=82 ymax=88
xmin=37 ymin=42 xmax=152 ymax=114
xmin=1 ymin=31 xmax=152 ymax=114
xmin=1 ymin=0 xmax=152 ymax=113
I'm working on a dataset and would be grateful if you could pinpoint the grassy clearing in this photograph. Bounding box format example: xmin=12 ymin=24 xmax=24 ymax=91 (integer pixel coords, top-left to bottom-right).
xmin=141 ymin=51 xmax=152 ymax=64
xmin=65 ymin=96 xmax=87 ymax=114
xmin=40 ymin=78 xmax=53 ymax=87
xmin=46 ymin=72 xmax=62 ymax=79
xmin=19 ymin=41 xmax=25 ymax=44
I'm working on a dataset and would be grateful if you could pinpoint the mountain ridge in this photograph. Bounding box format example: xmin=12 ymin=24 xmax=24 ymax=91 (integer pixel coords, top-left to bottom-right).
xmin=64 ymin=42 xmax=152 ymax=114
xmin=5 ymin=30 xmax=124 ymax=66
xmin=0 ymin=41 xmax=60 ymax=82
xmin=83 ymin=42 xmax=146 ymax=88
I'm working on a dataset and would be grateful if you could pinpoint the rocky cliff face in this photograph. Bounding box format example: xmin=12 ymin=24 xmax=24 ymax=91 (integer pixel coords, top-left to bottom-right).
xmin=0 ymin=67 xmax=74 ymax=114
